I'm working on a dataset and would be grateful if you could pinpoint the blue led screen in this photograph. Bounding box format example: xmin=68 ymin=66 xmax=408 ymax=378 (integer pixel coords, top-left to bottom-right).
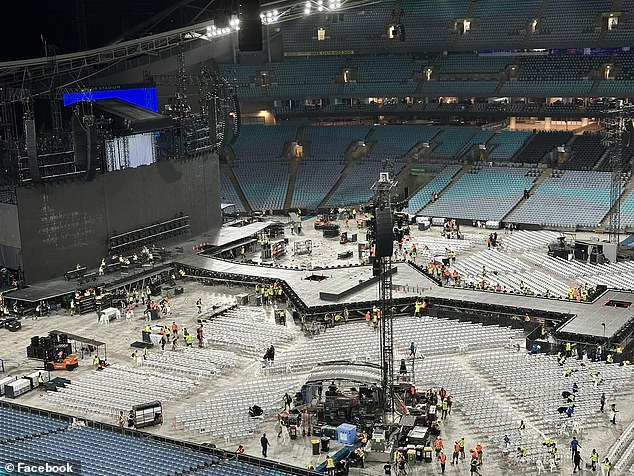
xmin=63 ymin=87 xmax=159 ymax=112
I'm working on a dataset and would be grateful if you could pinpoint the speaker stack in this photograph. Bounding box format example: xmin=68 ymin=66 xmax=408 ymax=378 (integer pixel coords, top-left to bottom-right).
xmin=374 ymin=207 xmax=394 ymax=258
xmin=239 ymin=0 xmax=263 ymax=52
xmin=27 ymin=333 xmax=71 ymax=361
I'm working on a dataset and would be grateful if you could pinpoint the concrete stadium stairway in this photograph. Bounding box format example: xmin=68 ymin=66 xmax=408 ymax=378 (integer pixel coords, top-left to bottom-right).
xmin=431 ymin=163 xmax=472 ymax=198
xmin=317 ymin=128 xmax=375 ymax=208
xmin=501 ymin=167 xmax=551 ymax=222
xmin=283 ymin=127 xmax=304 ymax=210
xmin=221 ymin=163 xmax=252 ymax=213
xmin=393 ymin=130 xmax=444 ymax=196
xmin=522 ymin=0 xmax=550 ymax=49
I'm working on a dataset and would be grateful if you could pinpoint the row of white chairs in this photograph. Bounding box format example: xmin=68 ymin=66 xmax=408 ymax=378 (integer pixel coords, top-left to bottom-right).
xmin=452 ymin=250 xmax=569 ymax=296
xmin=175 ymin=375 xmax=304 ymax=438
xmin=524 ymin=251 xmax=634 ymax=290
xmin=144 ymin=347 xmax=245 ymax=379
xmin=203 ymin=306 xmax=299 ymax=356
xmin=503 ymin=230 xmax=564 ymax=252
xmin=44 ymin=364 xmax=195 ymax=417
xmin=471 ymin=351 xmax=634 ymax=433
xmin=267 ymin=316 xmax=521 ymax=373
xmin=610 ymin=420 xmax=634 ymax=471
xmin=413 ymin=354 xmax=554 ymax=467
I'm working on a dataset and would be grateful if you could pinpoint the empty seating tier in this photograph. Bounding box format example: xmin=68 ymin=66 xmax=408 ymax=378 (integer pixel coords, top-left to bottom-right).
xmin=430 ymin=127 xmax=479 ymax=160
xmin=219 ymin=172 xmax=245 ymax=212
xmin=488 ymin=131 xmax=533 ymax=162
xmin=421 ymin=167 xmax=535 ymax=221
xmin=407 ymin=165 xmax=461 ymax=213
xmin=563 ymin=134 xmax=606 ymax=170
xmin=326 ymin=125 xmax=438 ymax=207
xmin=291 ymin=126 xmax=368 ymax=209
xmin=0 ymin=407 xmax=68 ymax=442
xmin=508 ymin=170 xmax=618 ymax=228
xmin=0 ymin=425 xmax=217 ymax=476
xmin=231 ymin=125 xmax=297 ymax=211
xmin=513 ymin=131 xmax=572 ymax=164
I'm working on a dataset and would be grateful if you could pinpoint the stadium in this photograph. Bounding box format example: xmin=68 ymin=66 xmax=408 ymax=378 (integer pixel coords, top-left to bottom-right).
xmin=0 ymin=0 xmax=634 ymax=474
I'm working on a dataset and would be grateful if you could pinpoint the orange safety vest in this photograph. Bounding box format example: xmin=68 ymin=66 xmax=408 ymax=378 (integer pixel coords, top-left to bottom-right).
xmin=434 ymin=439 xmax=443 ymax=450
xmin=365 ymin=312 xmax=371 ymax=322
xmin=439 ymin=453 xmax=447 ymax=463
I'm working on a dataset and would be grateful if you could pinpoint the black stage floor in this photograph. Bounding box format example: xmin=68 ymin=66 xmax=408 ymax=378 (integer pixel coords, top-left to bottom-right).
xmin=6 ymin=265 xmax=171 ymax=303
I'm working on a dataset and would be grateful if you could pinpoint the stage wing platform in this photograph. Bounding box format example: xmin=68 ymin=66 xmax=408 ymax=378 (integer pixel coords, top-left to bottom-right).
xmin=5 ymin=265 xmax=172 ymax=303
xmin=176 ymin=253 xmax=425 ymax=307
xmin=420 ymin=283 xmax=634 ymax=340
xmin=200 ymin=222 xmax=272 ymax=247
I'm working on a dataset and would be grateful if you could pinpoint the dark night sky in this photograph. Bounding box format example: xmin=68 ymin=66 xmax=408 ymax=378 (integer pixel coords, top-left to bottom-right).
xmin=0 ymin=0 xmax=233 ymax=61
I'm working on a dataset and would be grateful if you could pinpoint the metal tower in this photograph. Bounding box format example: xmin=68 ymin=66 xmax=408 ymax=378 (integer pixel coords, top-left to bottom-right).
xmin=371 ymin=173 xmax=397 ymax=418
xmin=600 ymin=103 xmax=634 ymax=244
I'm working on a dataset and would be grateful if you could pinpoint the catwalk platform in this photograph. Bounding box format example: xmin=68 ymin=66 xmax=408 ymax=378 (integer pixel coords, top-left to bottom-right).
xmin=6 ymin=223 xmax=634 ymax=342
xmin=175 ymin=250 xmax=634 ymax=340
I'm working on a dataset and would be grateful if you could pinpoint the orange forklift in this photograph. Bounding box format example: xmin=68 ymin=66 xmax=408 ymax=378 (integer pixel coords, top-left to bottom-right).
xmin=45 ymin=354 xmax=78 ymax=371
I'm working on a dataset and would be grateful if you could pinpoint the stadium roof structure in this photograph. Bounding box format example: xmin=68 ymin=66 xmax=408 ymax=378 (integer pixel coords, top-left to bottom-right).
xmin=0 ymin=0 xmax=383 ymax=92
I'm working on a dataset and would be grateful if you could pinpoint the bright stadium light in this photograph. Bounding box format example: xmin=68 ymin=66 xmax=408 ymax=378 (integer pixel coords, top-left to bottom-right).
xmin=304 ymin=1 xmax=311 ymax=14
xmin=317 ymin=0 xmax=324 ymax=11
xmin=261 ymin=9 xmax=279 ymax=24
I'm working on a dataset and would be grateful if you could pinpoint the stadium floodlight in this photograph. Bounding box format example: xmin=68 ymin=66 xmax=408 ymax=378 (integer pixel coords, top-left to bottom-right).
xmin=229 ymin=16 xmax=240 ymax=30
xmin=261 ymin=9 xmax=280 ymax=24
xmin=304 ymin=1 xmax=311 ymax=14
xmin=317 ymin=0 xmax=324 ymax=11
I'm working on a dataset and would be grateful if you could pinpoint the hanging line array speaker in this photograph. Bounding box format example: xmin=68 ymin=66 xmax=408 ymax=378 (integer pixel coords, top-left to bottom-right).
xmin=374 ymin=207 xmax=394 ymax=258
xmin=239 ymin=0 xmax=263 ymax=52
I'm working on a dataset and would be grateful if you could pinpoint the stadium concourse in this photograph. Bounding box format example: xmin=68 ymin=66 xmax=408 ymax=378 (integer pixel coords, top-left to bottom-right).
xmin=3 ymin=220 xmax=634 ymax=475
